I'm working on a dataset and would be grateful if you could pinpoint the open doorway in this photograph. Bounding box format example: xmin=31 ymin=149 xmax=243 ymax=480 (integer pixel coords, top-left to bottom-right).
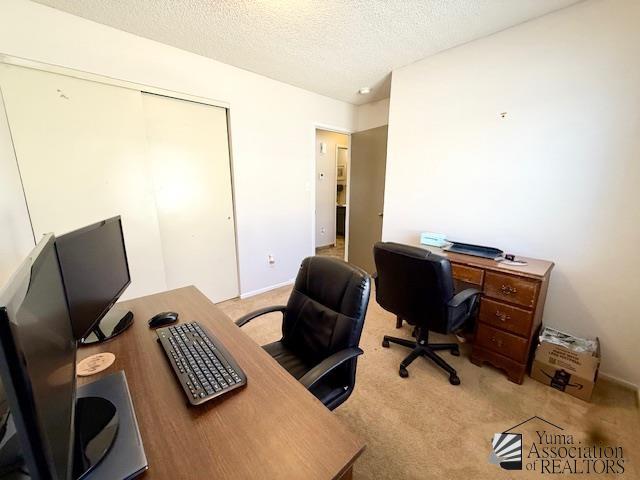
xmin=315 ymin=129 xmax=349 ymax=260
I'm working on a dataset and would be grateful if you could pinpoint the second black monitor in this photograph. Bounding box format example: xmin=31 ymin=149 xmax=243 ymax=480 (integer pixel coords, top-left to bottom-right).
xmin=56 ymin=216 xmax=132 ymax=343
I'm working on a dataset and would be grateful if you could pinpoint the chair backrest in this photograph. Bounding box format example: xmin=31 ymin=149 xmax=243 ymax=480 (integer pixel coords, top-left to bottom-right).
xmin=282 ymin=256 xmax=370 ymax=365
xmin=373 ymin=242 xmax=455 ymax=332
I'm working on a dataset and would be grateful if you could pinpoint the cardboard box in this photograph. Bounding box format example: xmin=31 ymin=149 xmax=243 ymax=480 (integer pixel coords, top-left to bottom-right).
xmin=530 ymin=335 xmax=600 ymax=402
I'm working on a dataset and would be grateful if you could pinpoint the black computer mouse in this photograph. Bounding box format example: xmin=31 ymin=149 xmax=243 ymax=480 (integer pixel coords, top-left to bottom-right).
xmin=148 ymin=311 xmax=179 ymax=328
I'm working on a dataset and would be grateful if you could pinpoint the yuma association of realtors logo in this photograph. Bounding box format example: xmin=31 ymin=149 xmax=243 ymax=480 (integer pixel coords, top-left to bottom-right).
xmin=489 ymin=416 xmax=546 ymax=471
xmin=490 ymin=431 xmax=523 ymax=470
xmin=489 ymin=416 xmax=626 ymax=475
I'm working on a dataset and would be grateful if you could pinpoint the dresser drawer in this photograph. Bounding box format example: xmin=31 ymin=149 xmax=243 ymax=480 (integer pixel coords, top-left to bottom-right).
xmin=478 ymin=298 xmax=533 ymax=338
xmin=475 ymin=323 xmax=529 ymax=363
xmin=484 ymin=271 xmax=538 ymax=308
xmin=451 ymin=263 xmax=484 ymax=286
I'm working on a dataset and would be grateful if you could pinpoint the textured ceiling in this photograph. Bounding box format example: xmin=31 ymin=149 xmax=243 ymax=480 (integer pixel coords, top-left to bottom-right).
xmin=34 ymin=0 xmax=582 ymax=105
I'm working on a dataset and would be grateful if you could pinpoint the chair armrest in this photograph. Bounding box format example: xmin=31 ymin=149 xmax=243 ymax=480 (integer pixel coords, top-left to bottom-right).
xmin=448 ymin=288 xmax=481 ymax=308
xmin=235 ymin=305 xmax=287 ymax=327
xmin=299 ymin=347 xmax=364 ymax=390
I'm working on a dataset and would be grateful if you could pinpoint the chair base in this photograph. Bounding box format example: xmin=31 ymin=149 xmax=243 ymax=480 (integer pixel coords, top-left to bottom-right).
xmin=382 ymin=335 xmax=461 ymax=385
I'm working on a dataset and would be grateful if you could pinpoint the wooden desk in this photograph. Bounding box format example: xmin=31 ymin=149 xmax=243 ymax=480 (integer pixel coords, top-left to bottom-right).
xmin=418 ymin=245 xmax=554 ymax=384
xmin=78 ymin=286 xmax=364 ymax=480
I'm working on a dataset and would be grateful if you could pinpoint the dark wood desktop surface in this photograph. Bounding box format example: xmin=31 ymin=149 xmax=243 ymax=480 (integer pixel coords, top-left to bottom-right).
xmin=77 ymin=286 xmax=364 ymax=480
xmin=416 ymin=244 xmax=554 ymax=279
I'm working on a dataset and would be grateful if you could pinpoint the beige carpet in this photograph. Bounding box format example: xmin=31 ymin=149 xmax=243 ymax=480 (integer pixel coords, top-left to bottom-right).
xmin=218 ymin=286 xmax=640 ymax=479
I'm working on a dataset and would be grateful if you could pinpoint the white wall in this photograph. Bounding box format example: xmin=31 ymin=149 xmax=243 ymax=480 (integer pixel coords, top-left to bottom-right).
xmin=355 ymin=98 xmax=390 ymax=132
xmin=384 ymin=0 xmax=640 ymax=386
xmin=315 ymin=130 xmax=348 ymax=247
xmin=0 ymin=0 xmax=356 ymax=297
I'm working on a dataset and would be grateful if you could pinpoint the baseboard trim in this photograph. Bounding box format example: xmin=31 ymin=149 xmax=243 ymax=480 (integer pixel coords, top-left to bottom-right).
xmin=598 ymin=371 xmax=639 ymax=393
xmin=240 ymin=279 xmax=294 ymax=299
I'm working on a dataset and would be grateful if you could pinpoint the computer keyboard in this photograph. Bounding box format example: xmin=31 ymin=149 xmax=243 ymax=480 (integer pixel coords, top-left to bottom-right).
xmin=156 ymin=322 xmax=246 ymax=405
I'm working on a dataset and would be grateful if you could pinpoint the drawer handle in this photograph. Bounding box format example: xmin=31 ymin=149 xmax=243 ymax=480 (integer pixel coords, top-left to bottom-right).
xmin=495 ymin=311 xmax=511 ymax=322
xmin=500 ymin=284 xmax=518 ymax=295
xmin=490 ymin=337 xmax=504 ymax=348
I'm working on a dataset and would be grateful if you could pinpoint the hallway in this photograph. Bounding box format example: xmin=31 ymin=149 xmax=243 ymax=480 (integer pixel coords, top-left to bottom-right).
xmin=315 ymin=235 xmax=344 ymax=260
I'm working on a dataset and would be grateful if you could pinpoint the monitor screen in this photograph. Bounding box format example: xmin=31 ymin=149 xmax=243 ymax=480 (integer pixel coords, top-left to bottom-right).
xmin=56 ymin=217 xmax=131 ymax=341
xmin=0 ymin=234 xmax=76 ymax=479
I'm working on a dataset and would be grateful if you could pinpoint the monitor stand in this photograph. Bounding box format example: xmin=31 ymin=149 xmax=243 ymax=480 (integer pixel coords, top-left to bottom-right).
xmin=73 ymin=397 xmax=118 ymax=480
xmin=80 ymin=309 xmax=134 ymax=346
xmin=74 ymin=371 xmax=147 ymax=480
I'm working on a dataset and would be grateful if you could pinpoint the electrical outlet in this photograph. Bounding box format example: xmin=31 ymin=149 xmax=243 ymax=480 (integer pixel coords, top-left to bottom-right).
xmin=267 ymin=254 xmax=275 ymax=265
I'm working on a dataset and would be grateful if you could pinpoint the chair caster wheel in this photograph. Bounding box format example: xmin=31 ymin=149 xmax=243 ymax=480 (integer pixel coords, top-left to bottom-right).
xmin=451 ymin=348 xmax=460 ymax=356
xmin=449 ymin=374 xmax=460 ymax=385
xmin=382 ymin=339 xmax=390 ymax=348
xmin=399 ymin=367 xmax=409 ymax=378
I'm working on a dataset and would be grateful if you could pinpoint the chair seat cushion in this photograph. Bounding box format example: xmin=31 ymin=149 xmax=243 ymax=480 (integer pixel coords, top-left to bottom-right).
xmin=262 ymin=341 xmax=311 ymax=379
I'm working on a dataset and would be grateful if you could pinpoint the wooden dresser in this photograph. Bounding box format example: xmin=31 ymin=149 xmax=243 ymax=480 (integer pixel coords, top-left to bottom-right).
xmin=418 ymin=245 xmax=554 ymax=384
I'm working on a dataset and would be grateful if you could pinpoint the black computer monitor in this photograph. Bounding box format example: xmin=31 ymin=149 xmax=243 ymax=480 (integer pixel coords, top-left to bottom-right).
xmin=56 ymin=217 xmax=132 ymax=345
xmin=0 ymin=234 xmax=76 ymax=479
xmin=0 ymin=234 xmax=140 ymax=480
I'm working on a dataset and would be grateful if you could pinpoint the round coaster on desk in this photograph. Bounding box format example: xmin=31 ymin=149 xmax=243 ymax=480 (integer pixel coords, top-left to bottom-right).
xmin=77 ymin=352 xmax=115 ymax=377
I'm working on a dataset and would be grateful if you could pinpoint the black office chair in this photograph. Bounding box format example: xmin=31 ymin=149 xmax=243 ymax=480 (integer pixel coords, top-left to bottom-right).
xmin=236 ymin=256 xmax=371 ymax=410
xmin=373 ymin=242 xmax=480 ymax=385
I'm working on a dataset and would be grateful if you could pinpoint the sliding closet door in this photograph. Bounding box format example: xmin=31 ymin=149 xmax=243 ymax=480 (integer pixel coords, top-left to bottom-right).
xmin=142 ymin=94 xmax=239 ymax=302
xmin=0 ymin=88 xmax=34 ymax=283
xmin=0 ymin=64 xmax=166 ymax=298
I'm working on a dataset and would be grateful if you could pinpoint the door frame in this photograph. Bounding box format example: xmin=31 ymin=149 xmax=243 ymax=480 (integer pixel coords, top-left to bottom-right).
xmin=0 ymin=54 xmax=230 ymax=109
xmin=335 ymin=143 xmax=349 ymax=253
xmin=312 ymin=124 xmax=352 ymax=261
xmin=0 ymin=54 xmax=241 ymax=297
